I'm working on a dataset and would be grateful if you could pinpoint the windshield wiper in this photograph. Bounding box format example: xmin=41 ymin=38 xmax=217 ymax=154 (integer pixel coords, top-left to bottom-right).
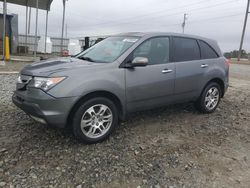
xmin=78 ymin=56 xmax=95 ymax=62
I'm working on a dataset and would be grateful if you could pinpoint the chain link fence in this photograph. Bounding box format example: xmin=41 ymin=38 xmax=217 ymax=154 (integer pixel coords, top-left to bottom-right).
xmin=17 ymin=34 xmax=103 ymax=54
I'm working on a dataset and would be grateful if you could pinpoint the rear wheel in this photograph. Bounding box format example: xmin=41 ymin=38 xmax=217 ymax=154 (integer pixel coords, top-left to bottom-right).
xmin=195 ymin=82 xmax=222 ymax=113
xmin=72 ymin=97 xmax=118 ymax=143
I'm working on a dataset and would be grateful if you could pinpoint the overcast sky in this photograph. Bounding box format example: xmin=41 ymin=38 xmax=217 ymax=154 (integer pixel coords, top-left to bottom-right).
xmin=1 ymin=0 xmax=249 ymax=52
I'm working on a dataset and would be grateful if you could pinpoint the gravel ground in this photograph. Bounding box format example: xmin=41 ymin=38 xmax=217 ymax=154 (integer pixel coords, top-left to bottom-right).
xmin=0 ymin=64 xmax=250 ymax=188
xmin=0 ymin=61 xmax=31 ymax=72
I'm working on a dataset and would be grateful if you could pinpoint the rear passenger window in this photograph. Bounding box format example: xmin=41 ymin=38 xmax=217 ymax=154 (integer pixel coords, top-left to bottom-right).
xmin=199 ymin=40 xmax=218 ymax=59
xmin=173 ymin=37 xmax=200 ymax=62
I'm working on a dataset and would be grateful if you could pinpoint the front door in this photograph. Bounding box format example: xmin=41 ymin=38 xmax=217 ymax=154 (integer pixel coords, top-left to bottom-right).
xmin=125 ymin=37 xmax=175 ymax=112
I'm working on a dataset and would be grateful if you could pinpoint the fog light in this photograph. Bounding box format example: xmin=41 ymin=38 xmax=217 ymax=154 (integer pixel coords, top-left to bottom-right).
xmin=30 ymin=115 xmax=47 ymax=124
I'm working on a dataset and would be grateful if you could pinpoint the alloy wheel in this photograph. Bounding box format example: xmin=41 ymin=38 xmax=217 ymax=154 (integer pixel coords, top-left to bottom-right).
xmin=80 ymin=104 xmax=113 ymax=139
xmin=204 ymin=87 xmax=220 ymax=111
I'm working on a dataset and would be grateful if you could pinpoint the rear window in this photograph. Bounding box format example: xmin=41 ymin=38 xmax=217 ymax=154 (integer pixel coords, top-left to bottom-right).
xmin=173 ymin=37 xmax=200 ymax=62
xmin=199 ymin=40 xmax=218 ymax=59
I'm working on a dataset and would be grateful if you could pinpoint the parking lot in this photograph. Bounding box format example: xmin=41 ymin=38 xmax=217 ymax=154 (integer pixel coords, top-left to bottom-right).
xmin=0 ymin=63 xmax=250 ymax=188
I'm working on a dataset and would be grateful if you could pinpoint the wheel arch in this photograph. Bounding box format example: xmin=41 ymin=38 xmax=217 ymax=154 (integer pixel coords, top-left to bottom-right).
xmin=203 ymin=78 xmax=225 ymax=98
xmin=67 ymin=91 xmax=125 ymax=128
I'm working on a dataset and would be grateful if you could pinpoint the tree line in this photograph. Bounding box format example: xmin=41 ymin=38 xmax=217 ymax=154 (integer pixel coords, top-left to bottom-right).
xmin=224 ymin=49 xmax=250 ymax=60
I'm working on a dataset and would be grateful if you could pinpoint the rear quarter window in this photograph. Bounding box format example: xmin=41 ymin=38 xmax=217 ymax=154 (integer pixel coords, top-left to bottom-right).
xmin=172 ymin=37 xmax=200 ymax=62
xmin=199 ymin=40 xmax=219 ymax=59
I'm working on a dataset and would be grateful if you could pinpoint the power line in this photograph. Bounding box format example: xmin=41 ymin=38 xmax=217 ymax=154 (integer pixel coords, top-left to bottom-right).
xmin=63 ymin=0 xmax=209 ymax=24
xmin=53 ymin=0 xmax=237 ymax=28
xmin=42 ymin=10 xmax=244 ymax=38
xmin=67 ymin=13 xmax=244 ymax=37
xmin=160 ymin=13 xmax=244 ymax=29
xmin=45 ymin=12 xmax=244 ymax=38
xmin=80 ymin=0 xmax=240 ymax=28
xmin=186 ymin=13 xmax=243 ymax=25
xmin=126 ymin=0 xmax=238 ymax=22
xmin=62 ymin=8 xmax=243 ymax=32
xmin=137 ymin=13 xmax=243 ymax=29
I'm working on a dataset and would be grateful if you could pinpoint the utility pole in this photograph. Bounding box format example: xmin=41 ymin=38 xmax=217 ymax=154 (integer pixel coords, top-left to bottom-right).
xmin=34 ymin=0 xmax=38 ymax=60
xmin=28 ymin=7 xmax=31 ymax=34
xmin=60 ymin=0 xmax=67 ymax=55
xmin=2 ymin=0 xmax=7 ymax=60
xmin=65 ymin=23 xmax=68 ymax=38
xmin=182 ymin=13 xmax=188 ymax=34
xmin=44 ymin=10 xmax=49 ymax=53
xmin=25 ymin=3 xmax=28 ymax=54
xmin=238 ymin=0 xmax=250 ymax=61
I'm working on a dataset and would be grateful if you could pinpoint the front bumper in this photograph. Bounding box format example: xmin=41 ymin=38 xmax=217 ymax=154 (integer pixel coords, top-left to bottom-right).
xmin=12 ymin=88 xmax=78 ymax=128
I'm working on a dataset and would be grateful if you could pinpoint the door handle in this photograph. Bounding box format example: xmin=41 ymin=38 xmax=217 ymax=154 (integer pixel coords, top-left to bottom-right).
xmin=201 ymin=64 xmax=208 ymax=68
xmin=162 ymin=69 xmax=173 ymax=73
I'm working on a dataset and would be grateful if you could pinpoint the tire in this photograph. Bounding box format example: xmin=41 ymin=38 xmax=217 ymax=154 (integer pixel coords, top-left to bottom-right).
xmin=195 ymin=82 xmax=222 ymax=113
xmin=72 ymin=97 xmax=118 ymax=144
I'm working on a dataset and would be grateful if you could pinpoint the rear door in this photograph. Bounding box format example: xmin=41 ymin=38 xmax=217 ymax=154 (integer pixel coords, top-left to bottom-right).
xmin=173 ymin=37 xmax=206 ymax=101
xmin=125 ymin=37 xmax=175 ymax=112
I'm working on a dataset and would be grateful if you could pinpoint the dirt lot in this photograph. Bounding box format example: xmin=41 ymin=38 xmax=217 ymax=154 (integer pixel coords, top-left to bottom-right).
xmin=0 ymin=64 xmax=250 ymax=188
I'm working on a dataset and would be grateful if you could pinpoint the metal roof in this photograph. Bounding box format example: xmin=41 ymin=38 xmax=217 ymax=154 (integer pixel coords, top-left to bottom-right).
xmin=0 ymin=0 xmax=53 ymax=10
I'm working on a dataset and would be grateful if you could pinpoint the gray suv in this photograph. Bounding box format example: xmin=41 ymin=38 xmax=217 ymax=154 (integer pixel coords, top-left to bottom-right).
xmin=13 ymin=32 xmax=229 ymax=143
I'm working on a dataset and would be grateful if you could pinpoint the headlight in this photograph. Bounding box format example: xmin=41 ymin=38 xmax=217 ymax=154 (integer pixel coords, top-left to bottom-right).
xmin=29 ymin=77 xmax=66 ymax=91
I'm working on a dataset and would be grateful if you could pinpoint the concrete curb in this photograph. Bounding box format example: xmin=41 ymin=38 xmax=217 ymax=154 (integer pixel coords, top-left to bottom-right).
xmin=0 ymin=72 xmax=19 ymax=74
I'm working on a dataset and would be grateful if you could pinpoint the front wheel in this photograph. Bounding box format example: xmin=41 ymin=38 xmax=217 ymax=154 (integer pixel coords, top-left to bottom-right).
xmin=72 ymin=97 xmax=118 ymax=144
xmin=195 ymin=82 xmax=222 ymax=113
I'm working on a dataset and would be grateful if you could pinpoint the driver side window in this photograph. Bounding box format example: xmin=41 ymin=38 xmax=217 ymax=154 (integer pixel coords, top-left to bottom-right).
xmin=133 ymin=37 xmax=170 ymax=65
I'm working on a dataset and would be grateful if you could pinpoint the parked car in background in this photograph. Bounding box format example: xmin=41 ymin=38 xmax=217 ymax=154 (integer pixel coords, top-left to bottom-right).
xmin=12 ymin=32 xmax=229 ymax=143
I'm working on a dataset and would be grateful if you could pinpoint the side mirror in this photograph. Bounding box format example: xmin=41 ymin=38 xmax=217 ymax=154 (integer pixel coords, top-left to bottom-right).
xmin=131 ymin=57 xmax=148 ymax=67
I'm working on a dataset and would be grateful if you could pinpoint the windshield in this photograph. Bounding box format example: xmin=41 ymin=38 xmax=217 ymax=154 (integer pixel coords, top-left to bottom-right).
xmin=76 ymin=36 xmax=139 ymax=63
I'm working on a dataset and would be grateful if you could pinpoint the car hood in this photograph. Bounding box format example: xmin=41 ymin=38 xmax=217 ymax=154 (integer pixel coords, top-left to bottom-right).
xmin=20 ymin=57 xmax=105 ymax=77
